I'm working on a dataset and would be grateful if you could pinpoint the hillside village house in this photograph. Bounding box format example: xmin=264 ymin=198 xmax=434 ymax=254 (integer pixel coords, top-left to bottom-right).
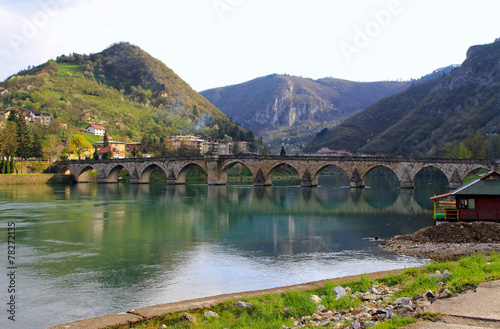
xmin=1 ymin=107 xmax=29 ymax=122
xmin=126 ymin=142 xmax=142 ymax=154
xmin=93 ymin=140 xmax=126 ymax=158
xmin=85 ymin=124 xmax=106 ymax=136
xmin=165 ymin=135 xmax=204 ymax=154
xmin=166 ymin=134 xmax=251 ymax=155
xmin=29 ymin=110 xmax=52 ymax=125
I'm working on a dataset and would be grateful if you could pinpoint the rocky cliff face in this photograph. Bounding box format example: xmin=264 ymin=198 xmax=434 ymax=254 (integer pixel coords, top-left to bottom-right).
xmin=201 ymin=75 xmax=409 ymax=150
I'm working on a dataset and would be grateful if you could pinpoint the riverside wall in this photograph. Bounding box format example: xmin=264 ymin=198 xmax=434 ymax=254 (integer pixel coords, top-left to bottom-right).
xmin=0 ymin=173 xmax=73 ymax=185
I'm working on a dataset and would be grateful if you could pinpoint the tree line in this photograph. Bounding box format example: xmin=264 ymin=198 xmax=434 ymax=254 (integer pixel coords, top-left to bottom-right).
xmin=0 ymin=110 xmax=43 ymax=173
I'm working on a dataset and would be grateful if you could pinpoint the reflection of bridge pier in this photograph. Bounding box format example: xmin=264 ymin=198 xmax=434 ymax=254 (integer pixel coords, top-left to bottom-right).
xmin=59 ymin=155 xmax=492 ymax=189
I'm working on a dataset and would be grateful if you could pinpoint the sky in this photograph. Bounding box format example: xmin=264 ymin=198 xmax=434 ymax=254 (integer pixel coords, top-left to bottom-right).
xmin=0 ymin=0 xmax=499 ymax=92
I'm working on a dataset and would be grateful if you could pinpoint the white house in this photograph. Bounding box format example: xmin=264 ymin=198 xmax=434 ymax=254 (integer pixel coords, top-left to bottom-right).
xmin=29 ymin=110 xmax=52 ymax=125
xmin=85 ymin=124 xmax=106 ymax=136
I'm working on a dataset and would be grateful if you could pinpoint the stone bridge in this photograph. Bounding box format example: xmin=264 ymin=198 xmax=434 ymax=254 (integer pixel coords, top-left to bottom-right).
xmin=57 ymin=155 xmax=495 ymax=188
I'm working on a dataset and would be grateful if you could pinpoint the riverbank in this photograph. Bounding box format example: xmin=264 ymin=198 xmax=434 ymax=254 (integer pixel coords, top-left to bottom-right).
xmin=0 ymin=173 xmax=73 ymax=184
xmin=381 ymin=222 xmax=500 ymax=260
xmin=49 ymin=252 xmax=500 ymax=329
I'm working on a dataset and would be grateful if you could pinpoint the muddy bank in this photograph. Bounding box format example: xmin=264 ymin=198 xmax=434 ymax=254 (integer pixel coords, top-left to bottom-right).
xmin=381 ymin=222 xmax=500 ymax=260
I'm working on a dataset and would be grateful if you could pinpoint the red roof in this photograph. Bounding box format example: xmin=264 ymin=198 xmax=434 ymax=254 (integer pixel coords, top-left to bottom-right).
xmin=89 ymin=124 xmax=106 ymax=130
xmin=430 ymin=193 xmax=452 ymax=200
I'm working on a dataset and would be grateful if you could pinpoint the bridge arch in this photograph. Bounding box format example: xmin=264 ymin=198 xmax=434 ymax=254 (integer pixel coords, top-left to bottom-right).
xmin=220 ymin=161 xmax=257 ymax=185
xmin=463 ymin=166 xmax=492 ymax=180
xmin=361 ymin=165 xmax=399 ymax=188
xmin=58 ymin=164 xmax=71 ymax=175
xmin=103 ymin=164 xmax=134 ymax=183
xmin=175 ymin=162 xmax=208 ymax=184
xmin=76 ymin=165 xmax=98 ymax=183
xmin=138 ymin=163 xmax=168 ymax=184
xmin=412 ymin=165 xmax=449 ymax=186
xmin=265 ymin=162 xmax=300 ymax=186
xmin=310 ymin=163 xmax=351 ymax=187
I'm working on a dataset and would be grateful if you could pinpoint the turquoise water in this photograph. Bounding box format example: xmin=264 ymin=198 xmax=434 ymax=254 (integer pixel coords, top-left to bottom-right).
xmin=0 ymin=175 xmax=446 ymax=328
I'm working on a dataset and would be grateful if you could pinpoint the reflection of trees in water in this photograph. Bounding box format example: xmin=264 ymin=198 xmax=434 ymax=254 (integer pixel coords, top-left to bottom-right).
xmin=414 ymin=168 xmax=449 ymax=210
xmin=365 ymin=166 xmax=399 ymax=188
xmin=364 ymin=187 xmax=399 ymax=209
xmin=317 ymin=166 xmax=349 ymax=187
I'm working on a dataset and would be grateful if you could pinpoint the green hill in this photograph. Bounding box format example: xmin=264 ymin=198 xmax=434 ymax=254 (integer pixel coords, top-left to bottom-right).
xmin=304 ymin=40 xmax=500 ymax=157
xmin=201 ymin=74 xmax=410 ymax=152
xmin=0 ymin=42 xmax=257 ymax=149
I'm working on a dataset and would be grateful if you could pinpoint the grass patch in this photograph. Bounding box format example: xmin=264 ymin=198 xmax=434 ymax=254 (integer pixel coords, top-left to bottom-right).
xmin=131 ymin=252 xmax=500 ymax=329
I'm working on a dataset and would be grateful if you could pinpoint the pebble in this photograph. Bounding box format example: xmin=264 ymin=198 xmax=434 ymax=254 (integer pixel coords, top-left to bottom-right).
xmin=310 ymin=294 xmax=322 ymax=305
xmin=234 ymin=301 xmax=253 ymax=308
xmin=204 ymin=311 xmax=219 ymax=318
xmin=180 ymin=312 xmax=196 ymax=323
xmin=334 ymin=286 xmax=348 ymax=299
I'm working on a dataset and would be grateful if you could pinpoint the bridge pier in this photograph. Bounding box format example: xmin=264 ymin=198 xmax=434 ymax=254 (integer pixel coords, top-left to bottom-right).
xmin=449 ymin=169 xmax=463 ymax=189
xmin=349 ymin=169 xmax=364 ymax=188
xmin=399 ymin=168 xmax=414 ymax=189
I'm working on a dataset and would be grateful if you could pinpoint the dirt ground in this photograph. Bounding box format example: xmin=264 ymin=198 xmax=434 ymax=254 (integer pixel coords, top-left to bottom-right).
xmin=380 ymin=222 xmax=500 ymax=260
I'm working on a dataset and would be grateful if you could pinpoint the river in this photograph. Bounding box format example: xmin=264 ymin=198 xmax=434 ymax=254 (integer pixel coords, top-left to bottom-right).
xmin=0 ymin=173 xmax=447 ymax=328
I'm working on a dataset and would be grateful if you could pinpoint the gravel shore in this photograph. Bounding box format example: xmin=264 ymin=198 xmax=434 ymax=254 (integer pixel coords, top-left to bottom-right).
xmin=380 ymin=222 xmax=500 ymax=260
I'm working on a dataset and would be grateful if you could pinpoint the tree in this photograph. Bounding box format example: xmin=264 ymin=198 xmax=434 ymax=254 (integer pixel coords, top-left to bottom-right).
xmin=48 ymin=118 xmax=63 ymax=135
xmin=280 ymin=145 xmax=286 ymax=157
xmin=15 ymin=115 xmax=32 ymax=161
xmin=31 ymin=135 xmax=43 ymax=159
xmin=463 ymin=131 xmax=487 ymax=159
xmin=43 ymin=134 xmax=61 ymax=164
xmin=232 ymin=143 xmax=240 ymax=155
xmin=103 ymin=131 xmax=109 ymax=147
xmin=0 ymin=122 xmax=18 ymax=173
xmin=68 ymin=134 xmax=93 ymax=160
xmin=443 ymin=131 xmax=488 ymax=159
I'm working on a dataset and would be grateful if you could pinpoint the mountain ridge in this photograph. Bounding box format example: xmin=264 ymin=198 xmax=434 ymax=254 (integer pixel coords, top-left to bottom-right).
xmin=201 ymin=74 xmax=410 ymax=151
xmin=303 ymin=40 xmax=500 ymax=157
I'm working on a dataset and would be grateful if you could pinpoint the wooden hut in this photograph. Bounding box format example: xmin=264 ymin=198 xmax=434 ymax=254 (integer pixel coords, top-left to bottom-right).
xmin=431 ymin=171 xmax=500 ymax=222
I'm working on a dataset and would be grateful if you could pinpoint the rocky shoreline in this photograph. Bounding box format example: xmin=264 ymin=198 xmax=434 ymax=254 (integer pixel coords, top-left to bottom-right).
xmin=380 ymin=222 xmax=500 ymax=260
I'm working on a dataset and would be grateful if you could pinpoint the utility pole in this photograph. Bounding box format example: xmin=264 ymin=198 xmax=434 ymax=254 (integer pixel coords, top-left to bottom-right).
xmin=488 ymin=125 xmax=496 ymax=165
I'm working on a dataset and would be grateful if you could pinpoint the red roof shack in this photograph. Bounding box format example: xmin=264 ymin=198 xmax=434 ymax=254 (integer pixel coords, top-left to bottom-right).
xmin=431 ymin=171 xmax=500 ymax=222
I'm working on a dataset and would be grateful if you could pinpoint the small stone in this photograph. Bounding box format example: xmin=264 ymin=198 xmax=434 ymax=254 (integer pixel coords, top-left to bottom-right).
xmin=361 ymin=293 xmax=378 ymax=301
xmin=234 ymin=301 xmax=253 ymax=308
xmin=310 ymin=294 xmax=322 ymax=305
xmin=393 ymin=297 xmax=411 ymax=306
xmin=438 ymin=289 xmax=456 ymax=299
xmin=412 ymin=293 xmax=422 ymax=301
xmin=350 ymin=321 xmax=361 ymax=329
xmin=404 ymin=305 xmax=415 ymax=312
xmin=365 ymin=321 xmax=376 ymax=327
xmin=204 ymin=311 xmax=219 ymax=318
xmin=424 ymin=290 xmax=435 ymax=300
xmin=458 ymin=289 xmax=474 ymax=296
xmin=319 ymin=319 xmax=330 ymax=327
xmin=370 ymin=285 xmax=380 ymax=294
xmin=160 ymin=325 xmax=167 ymax=329
xmin=429 ymin=269 xmax=452 ymax=281
xmin=334 ymin=286 xmax=348 ymax=299
xmin=317 ymin=304 xmax=326 ymax=312
xmin=181 ymin=312 xmax=196 ymax=323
